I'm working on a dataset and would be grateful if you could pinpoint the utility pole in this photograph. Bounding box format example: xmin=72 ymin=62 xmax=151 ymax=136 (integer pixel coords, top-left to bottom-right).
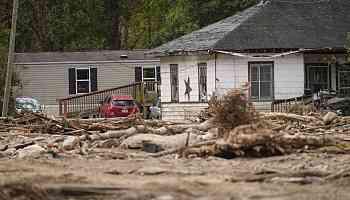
xmin=2 ymin=0 xmax=19 ymax=117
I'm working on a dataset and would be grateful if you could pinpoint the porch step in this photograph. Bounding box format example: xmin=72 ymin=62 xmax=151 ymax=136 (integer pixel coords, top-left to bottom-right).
xmin=253 ymin=102 xmax=272 ymax=112
xmin=161 ymin=103 xmax=208 ymax=122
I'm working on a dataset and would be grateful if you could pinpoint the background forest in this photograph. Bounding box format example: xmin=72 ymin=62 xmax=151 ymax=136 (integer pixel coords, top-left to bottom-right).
xmin=0 ymin=0 xmax=258 ymax=107
xmin=0 ymin=0 xmax=258 ymax=112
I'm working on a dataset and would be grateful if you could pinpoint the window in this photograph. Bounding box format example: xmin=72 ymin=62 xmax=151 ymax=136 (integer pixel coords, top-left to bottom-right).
xmin=76 ymin=69 xmax=90 ymax=94
xmin=135 ymin=66 xmax=160 ymax=82
xmin=249 ymin=62 xmax=274 ymax=101
xmin=69 ymin=67 xmax=97 ymax=95
xmin=337 ymin=66 xmax=350 ymax=97
xmin=339 ymin=71 xmax=350 ymax=89
xmin=170 ymin=64 xmax=179 ymax=102
xmin=143 ymin=67 xmax=156 ymax=81
xmin=198 ymin=63 xmax=207 ymax=102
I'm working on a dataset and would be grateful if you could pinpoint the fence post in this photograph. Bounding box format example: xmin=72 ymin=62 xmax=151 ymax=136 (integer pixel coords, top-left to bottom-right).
xmin=58 ymin=100 xmax=63 ymax=116
xmin=63 ymin=101 xmax=68 ymax=117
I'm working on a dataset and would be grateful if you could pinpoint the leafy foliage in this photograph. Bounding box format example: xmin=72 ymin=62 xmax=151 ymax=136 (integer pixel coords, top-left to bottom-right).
xmin=0 ymin=0 xmax=259 ymax=113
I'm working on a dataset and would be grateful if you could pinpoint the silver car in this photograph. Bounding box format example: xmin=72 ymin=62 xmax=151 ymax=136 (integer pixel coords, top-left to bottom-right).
xmin=15 ymin=97 xmax=42 ymax=113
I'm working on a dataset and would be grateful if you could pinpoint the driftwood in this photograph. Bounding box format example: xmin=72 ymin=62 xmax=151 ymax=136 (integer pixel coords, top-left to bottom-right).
xmin=149 ymin=140 xmax=216 ymax=158
xmin=121 ymin=133 xmax=201 ymax=151
xmin=89 ymin=126 xmax=146 ymax=141
xmin=262 ymin=112 xmax=318 ymax=122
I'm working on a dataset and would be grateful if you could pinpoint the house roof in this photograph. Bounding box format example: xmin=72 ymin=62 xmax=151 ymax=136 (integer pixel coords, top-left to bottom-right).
xmin=14 ymin=50 xmax=158 ymax=64
xmin=150 ymin=0 xmax=350 ymax=55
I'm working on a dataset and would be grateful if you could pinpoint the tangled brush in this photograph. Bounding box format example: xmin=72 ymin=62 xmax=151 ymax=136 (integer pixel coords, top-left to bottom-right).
xmin=208 ymin=86 xmax=259 ymax=134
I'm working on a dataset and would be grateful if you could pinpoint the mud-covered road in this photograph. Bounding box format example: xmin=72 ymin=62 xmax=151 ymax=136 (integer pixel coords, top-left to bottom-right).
xmin=1 ymin=151 xmax=350 ymax=200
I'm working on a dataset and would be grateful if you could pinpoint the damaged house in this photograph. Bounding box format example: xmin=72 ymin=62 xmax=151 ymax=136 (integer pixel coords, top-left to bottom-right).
xmin=149 ymin=0 xmax=350 ymax=121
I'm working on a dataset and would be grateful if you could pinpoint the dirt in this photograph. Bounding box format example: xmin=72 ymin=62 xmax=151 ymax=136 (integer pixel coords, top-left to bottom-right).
xmin=1 ymin=150 xmax=350 ymax=200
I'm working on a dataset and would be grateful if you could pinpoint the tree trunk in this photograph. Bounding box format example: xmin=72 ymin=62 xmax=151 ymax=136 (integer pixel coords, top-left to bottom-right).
xmin=105 ymin=0 xmax=121 ymax=50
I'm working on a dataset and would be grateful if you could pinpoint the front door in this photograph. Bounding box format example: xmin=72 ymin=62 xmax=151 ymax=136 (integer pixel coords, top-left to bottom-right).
xmin=307 ymin=66 xmax=329 ymax=93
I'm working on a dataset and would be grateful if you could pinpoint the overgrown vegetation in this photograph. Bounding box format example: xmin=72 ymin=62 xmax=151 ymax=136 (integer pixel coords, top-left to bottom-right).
xmin=0 ymin=0 xmax=258 ymax=52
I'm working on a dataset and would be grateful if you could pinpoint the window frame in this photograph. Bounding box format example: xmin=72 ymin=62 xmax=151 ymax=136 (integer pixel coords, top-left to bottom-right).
xmin=305 ymin=64 xmax=330 ymax=93
xmin=75 ymin=68 xmax=91 ymax=94
xmin=170 ymin=64 xmax=179 ymax=103
xmin=142 ymin=66 xmax=157 ymax=81
xmin=338 ymin=70 xmax=350 ymax=90
xmin=198 ymin=62 xmax=208 ymax=102
xmin=248 ymin=61 xmax=274 ymax=101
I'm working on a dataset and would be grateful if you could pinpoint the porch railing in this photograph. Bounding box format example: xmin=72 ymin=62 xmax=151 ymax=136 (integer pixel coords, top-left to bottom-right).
xmin=57 ymin=81 xmax=160 ymax=117
xmin=271 ymin=95 xmax=311 ymax=113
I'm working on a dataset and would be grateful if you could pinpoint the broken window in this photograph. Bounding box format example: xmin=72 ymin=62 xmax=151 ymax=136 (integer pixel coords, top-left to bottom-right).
xmin=198 ymin=63 xmax=207 ymax=102
xmin=249 ymin=62 xmax=274 ymax=101
xmin=170 ymin=64 xmax=179 ymax=102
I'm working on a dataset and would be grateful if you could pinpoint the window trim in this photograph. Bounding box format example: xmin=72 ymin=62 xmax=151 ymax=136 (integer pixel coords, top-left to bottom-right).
xmin=305 ymin=64 xmax=330 ymax=92
xmin=248 ymin=61 xmax=274 ymax=102
xmin=198 ymin=62 xmax=208 ymax=102
xmin=170 ymin=64 xmax=179 ymax=103
xmin=76 ymin=67 xmax=91 ymax=94
xmin=338 ymin=70 xmax=350 ymax=89
xmin=142 ymin=66 xmax=157 ymax=81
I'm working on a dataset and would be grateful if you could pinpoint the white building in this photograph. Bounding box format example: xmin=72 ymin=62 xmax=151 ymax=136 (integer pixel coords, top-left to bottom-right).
xmin=149 ymin=0 xmax=350 ymax=121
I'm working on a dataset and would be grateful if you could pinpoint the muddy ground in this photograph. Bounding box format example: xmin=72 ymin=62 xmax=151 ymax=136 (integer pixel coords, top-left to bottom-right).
xmin=1 ymin=150 xmax=350 ymax=200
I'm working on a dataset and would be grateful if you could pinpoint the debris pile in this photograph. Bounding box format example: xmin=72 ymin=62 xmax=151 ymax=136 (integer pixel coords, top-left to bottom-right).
xmin=1 ymin=88 xmax=350 ymax=160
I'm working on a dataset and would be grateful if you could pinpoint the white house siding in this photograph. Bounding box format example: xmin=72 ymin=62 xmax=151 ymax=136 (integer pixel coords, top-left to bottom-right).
xmin=160 ymin=53 xmax=305 ymax=121
xmin=160 ymin=55 xmax=214 ymax=121
xmin=160 ymin=55 xmax=214 ymax=103
xmin=215 ymin=53 xmax=305 ymax=100
xmin=15 ymin=61 xmax=158 ymax=116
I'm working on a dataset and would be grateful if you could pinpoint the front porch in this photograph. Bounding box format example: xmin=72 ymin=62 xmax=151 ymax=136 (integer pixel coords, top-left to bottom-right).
xmin=159 ymin=52 xmax=349 ymax=121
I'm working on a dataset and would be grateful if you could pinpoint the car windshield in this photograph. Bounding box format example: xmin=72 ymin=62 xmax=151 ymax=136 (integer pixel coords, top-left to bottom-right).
xmin=112 ymin=100 xmax=134 ymax=107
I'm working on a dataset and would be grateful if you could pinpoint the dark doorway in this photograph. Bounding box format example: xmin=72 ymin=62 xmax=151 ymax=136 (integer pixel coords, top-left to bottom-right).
xmin=306 ymin=65 xmax=329 ymax=93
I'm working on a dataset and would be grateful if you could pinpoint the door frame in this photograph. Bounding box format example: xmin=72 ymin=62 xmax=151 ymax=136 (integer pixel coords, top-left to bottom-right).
xmin=305 ymin=63 xmax=330 ymax=93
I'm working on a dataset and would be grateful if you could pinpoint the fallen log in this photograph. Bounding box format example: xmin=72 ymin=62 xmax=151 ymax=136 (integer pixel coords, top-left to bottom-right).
xmin=88 ymin=125 xmax=146 ymax=141
xmin=120 ymin=133 xmax=201 ymax=150
xmin=149 ymin=140 xmax=216 ymax=158
xmin=262 ymin=112 xmax=317 ymax=122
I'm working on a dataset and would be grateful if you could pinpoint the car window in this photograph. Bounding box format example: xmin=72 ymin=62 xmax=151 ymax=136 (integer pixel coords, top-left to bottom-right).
xmin=112 ymin=100 xmax=134 ymax=106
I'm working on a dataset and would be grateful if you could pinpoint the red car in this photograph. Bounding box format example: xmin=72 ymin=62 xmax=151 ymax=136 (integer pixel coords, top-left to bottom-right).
xmin=100 ymin=95 xmax=139 ymax=118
